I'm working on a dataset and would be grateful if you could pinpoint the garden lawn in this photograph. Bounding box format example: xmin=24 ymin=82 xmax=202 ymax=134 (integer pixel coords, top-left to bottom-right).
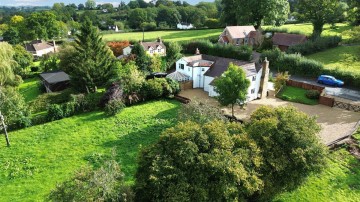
xmin=0 ymin=100 xmax=180 ymax=202
xmin=274 ymin=148 xmax=360 ymax=202
xmin=264 ymin=23 xmax=353 ymax=39
xmin=307 ymin=45 xmax=360 ymax=75
xmin=19 ymin=77 xmax=41 ymax=103
xmin=278 ymin=86 xmax=318 ymax=105
xmin=102 ymin=29 xmax=223 ymax=42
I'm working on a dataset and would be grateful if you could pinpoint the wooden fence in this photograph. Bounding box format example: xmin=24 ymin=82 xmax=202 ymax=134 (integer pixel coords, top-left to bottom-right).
xmin=286 ymin=80 xmax=324 ymax=92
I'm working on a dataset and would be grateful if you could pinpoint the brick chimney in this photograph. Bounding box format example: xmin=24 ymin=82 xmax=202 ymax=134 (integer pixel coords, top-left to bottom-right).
xmin=195 ymin=48 xmax=200 ymax=55
xmin=157 ymin=37 xmax=162 ymax=43
xmin=259 ymin=57 xmax=269 ymax=99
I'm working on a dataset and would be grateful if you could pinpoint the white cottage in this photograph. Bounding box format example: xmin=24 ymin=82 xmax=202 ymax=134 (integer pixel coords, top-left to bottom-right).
xmin=25 ymin=40 xmax=57 ymax=57
xmin=169 ymin=53 xmax=264 ymax=102
xmin=140 ymin=38 xmax=166 ymax=56
xmin=177 ymin=22 xmax=194 ymax=30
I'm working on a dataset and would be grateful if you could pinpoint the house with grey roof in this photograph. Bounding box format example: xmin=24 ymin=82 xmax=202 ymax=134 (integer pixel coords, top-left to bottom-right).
xmin=218 ymin=26 xmax=259 ymax=46
xmin=168 ymin=50 xmax=267 ymax=102
xmin=25 ymin=40 xmax=57 ymax=57
xmin=140 ymin=38 xmax=166 ymax=56
xmin=39 ymin=70 xmax=70 ymax=93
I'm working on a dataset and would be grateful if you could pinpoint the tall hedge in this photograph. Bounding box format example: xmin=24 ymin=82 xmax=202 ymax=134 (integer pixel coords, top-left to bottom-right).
xmin=261 ymin=48 xmax=360 ymax=88
xmin=286 ymin=36 xmax=342 ymax=55
xmin=181 ymin=40 xmax=253 ymax=61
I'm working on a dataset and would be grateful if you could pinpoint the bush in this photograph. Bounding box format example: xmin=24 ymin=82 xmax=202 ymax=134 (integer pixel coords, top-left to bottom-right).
xmin=166 ymin=78 xmax=180 ymax=95
xmin=30 ymin=88 xmax=76 ymax=113
xmin=181 ymin=40 xmax=252 ymax=61
xmin=142 ymin=78 xmax=164 ymax=99
xmin=305 ymin=90 xmax=320 ymax=99
xmin=46 ymin=104 xmax=64 ymax=121
xmin=30 ymin=66 xmax=39 ymax=72
xmin=287 ymin=36 xmax=342 ymax=55
xmin=99 ymin=83 xmax=124 ymax=108
xmin=104 ymin=99 xmax=125 ymax=116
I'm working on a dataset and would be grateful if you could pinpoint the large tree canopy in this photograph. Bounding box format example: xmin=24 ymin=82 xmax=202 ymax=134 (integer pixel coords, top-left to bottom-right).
xmin=296 ymin=0 xmax=341 ymax=37
xmin=0 ymin=42 xmax=17 ymax=86
xmin=221 ymin=0 xmax=290 ymax=28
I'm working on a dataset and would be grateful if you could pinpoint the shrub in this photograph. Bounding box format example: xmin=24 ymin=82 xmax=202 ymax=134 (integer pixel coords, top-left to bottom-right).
xmin=99 ymin=83 xmax=124 ymax=108
xmin=305 ymin=90 xmax=320 ymax=99
xmin=30 ymin=88 xmax=75 ymax=113
xmin=104 ymin=99 xmax=125 ymax=116
xmin=46 ymin=104 xmax=64 ymax=121
xmin=181 ymin=40 xmax=252 ymax=61
xmin=166 ymin=78 xmax=180 ymax=95
xmin=62 ymin=101 xmax=76 ymax=117
xmin=287 ymin=36 xmax=342 ymax=55
xmin=142 ymin=78 xmax=164 ymax=99
xmin=30 ymin=66 xmax=39 ymax=72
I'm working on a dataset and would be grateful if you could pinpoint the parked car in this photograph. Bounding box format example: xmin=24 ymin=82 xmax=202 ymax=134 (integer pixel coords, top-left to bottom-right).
xmin=317 ymin=75 xmax=344 ymax=87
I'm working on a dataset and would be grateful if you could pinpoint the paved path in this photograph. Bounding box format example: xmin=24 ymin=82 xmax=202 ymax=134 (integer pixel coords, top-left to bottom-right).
xmin=179 ymin=89 xmax=360 ymax=145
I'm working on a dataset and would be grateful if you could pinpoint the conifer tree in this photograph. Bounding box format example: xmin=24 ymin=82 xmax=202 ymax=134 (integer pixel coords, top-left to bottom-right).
xmin=70 ymin=17 xmax=116 ymax=93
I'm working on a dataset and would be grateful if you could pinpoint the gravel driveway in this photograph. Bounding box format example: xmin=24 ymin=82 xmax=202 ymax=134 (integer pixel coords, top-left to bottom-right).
xmin=179 ymin=89 xmax=360 ymax=145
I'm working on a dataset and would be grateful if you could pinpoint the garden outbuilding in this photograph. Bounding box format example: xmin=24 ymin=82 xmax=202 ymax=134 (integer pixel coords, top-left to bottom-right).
xmin=39 ymin=70 xmax=70 ymax=93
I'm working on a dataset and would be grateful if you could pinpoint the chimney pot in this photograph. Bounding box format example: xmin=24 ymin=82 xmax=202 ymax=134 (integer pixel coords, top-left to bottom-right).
xmin=195 ymin=48 xmax=200 ymax=55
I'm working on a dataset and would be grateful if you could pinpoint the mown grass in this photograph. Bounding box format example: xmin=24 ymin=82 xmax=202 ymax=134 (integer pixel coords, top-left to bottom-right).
xmin=307 ymin=45 xmax=360 ymax=74
xmin=264 ymin=23 xmax=353 ymax=39
xmin=275 ymin=148 xmax=360 ymax=202
xmin=18 ymin=77 xmax=41 ymax=103
xmin=102 ymin=29 xmax=223 ymax=42
xmin=0 ymin=100 xmax=180 ymax=201
xmin=278 ymin=86 xmax=318 ymax=105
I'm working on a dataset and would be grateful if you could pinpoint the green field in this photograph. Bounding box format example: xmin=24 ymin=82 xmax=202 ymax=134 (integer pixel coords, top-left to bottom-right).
xmin=307 ymin=45 xmax=360 ymax=74
xmin=264 ymin=23 xmax=353 ymax=39
xmin=19 ymin=77 xmax=41 ymax=103
xmin=0 ymin=100 xmax=180 ymax=201
xmin=102 ymin=29 xmax=223 ymax=42
xmin=278 ymin=86 xmax=319 ymax=105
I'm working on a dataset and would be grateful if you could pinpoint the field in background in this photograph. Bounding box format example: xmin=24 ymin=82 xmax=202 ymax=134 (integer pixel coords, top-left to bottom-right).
xmin=102 ymin=29 xmax=223 ymax=42
xmin=0 ymin=100 xmax=180 ymax=201
xmin=307 ymin=45 xmax=360 ymax=74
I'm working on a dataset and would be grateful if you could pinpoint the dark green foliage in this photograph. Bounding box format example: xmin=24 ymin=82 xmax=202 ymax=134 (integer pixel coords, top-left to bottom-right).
xmin=131 ymin=43 xmax=151 ymax=72
xmin=67 ymin=17 xmax=116 ymax=93
xmin=165 ymin=78 xmax=180 ymax=95
xmin=29 ymin=88 xmax=75 ymax=113
xmin=261 ymin=48 xmax=360 ymax=88
xmin=142 ymin=78 xmax=164 ymax=99
xmin=104 ymin=99 xmax=126 ymax=116
xmin=287 ymin=36 xmax=342 ymax=55
xmin=165 ymin=42 xmax=182 ymax=69
xmin=39 ymin=53 xmax=59 ymax=72
xmin=12 ymin=44 xmax=33 ymax=75
xmin=99 ymin=83 xmax=124 ymax=108
xmin=46 ymin=104 xmax=64 ymax=121
xmin=135 ymin=121 xmax=263 ymax=201
xmin=182 ymin=40 xmax=252 ymax=61
xmin=247 ymin=106 xmax=327 ymax=200
xmin=306 ymin=89 xmax=321 ymax=99
xmin=48 ymin=160 xmax=133 ymax=202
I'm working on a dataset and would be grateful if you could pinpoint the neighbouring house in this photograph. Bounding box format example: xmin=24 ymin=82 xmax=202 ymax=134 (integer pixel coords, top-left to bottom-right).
xmin=272 ymin=33 xmax=307 ymax=51
xmin=218 ymin=26 xmax=258 ymax=46
xmin=167 ymin=49 xmax=269 ymax=102
xmin=122 ymin=38 xmax=166 ymax=57
xmin=177 ymin=22 xmax=194 ymax=30
xmin=39 ymin=70 xmax=70 ymax=93
xmin=25 ymin=40 xmax=57 ymax=57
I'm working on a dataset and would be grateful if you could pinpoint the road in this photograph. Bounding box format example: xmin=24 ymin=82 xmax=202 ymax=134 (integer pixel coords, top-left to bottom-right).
xmin=290 ymin=75 xmax=360 ymax=101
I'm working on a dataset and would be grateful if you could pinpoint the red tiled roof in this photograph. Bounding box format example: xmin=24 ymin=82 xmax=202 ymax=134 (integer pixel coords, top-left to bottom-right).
xmin=272 ymin=33 xmax=307 ymax=47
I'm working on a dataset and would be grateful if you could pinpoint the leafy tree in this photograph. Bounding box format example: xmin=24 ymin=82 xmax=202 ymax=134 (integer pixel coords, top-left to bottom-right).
xmin=107 ymin=41 xmax=130 ymax=57
xmin=135 ymin=120 xmax=263 ymax=201
xmin=48 ymin=160 xmax=133 ymax=201
xmin=165 ymin=41 xmax=182 ymax=69
xmin=78 ymin=3 xmax=85 ymax=10
xmin=221 ymin=0 xmax=290 ymax=28
xmin=131 ymin=42 xmax=151 ymax=72
xmin=12 ymin=44 xmax=33 ymax=75
xmin=196 ymin=2 xmax=218 ymax=19
xmin=128 ymin=0 xmax=140 ymax=9
xmin=128 ymin=8 xmax=148 ymax=28
xmin=214 ymin=63 xmax=250 ymax=117
xmin=247 ymin=106 xmax=327 ymax=200
xmin=39 ymin=53 xmax=59 ymax=72
xmin=346 ymin=0 xmax=360 ymax=25
xmin=112 ymin=61 xmax=145 ymax=96
xmin=67 ymin=18 xmax=116 ymax=93
xmin=85 ymin=0 xmax=96 ymax=10
xmin=3 ymin=15 xmax=25 ymax=44
xmin=0 ymin=42 xmax=17 ymax=86
xmin=274 ymin=72 xmax=290 ymax=92
xmin=156 ymin=6 xmax=181 ymax=28
xmin=149 ymin=54 xmax=163 ymax=72
xmin=296 ymin=0 xmax=341 ymax=37
xmin=25 ymin=11 xmax=61 ymax=40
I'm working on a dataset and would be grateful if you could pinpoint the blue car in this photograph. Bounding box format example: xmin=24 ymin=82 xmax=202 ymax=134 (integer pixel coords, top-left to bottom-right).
xmin=317 ymin=75 xmax=344 ymax=87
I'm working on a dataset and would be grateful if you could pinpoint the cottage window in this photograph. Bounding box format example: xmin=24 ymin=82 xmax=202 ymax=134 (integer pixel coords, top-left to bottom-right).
xmin=252 ymin=76 xmax=256 ymax=81
xmin=158 ymin=49 xmax=161 ymax=52
xmin=251 ymin=88 xmax=255 ymax=94
xmin=180 ymin=64 xmax=184 ymax=70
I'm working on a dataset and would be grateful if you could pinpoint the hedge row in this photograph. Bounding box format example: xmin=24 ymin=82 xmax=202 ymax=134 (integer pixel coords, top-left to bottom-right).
xmin=181 ymin=40 xmax=253 ymax=61
xmin=286 ymin=36 xmax=342 ymax=55
xmin=261 ymin=48 xmax=360 ymax=88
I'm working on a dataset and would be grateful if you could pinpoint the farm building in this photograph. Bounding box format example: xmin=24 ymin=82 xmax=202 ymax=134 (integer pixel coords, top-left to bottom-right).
xmin=272 ymin=33 xmax=307 ymax=51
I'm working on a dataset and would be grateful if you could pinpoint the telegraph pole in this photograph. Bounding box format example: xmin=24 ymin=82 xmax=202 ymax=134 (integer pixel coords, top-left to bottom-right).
xmin=0 ymin=111 xmax=10 ymax=147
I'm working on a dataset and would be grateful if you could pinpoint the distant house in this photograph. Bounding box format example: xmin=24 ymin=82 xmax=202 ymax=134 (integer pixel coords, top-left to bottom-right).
xmin=218 ymin=26 xmax=258 ymax=46
xmin=25 ymin=40 xmax=57 ymax=57
xmin=39 ymin=70 xmax=70 ymax=93
xmin=123 ymin=38 xmax=166 ymax=57
xmin=168 ymin=50 xmax=265 ymax=102
xmin=272 ymin=33 xmax=307 ymax=51
xmin=177 ymin=22 xmax=194 ymax=30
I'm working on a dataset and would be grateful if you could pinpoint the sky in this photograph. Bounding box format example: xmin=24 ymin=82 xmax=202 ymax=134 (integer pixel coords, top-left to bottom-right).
xmin=0 ymin=0 xmax=213 ymax=7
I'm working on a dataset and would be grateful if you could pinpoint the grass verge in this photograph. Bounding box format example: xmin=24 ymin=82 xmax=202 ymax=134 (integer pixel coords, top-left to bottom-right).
xmin=278 ymin=86 xmax=318 ymax=105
